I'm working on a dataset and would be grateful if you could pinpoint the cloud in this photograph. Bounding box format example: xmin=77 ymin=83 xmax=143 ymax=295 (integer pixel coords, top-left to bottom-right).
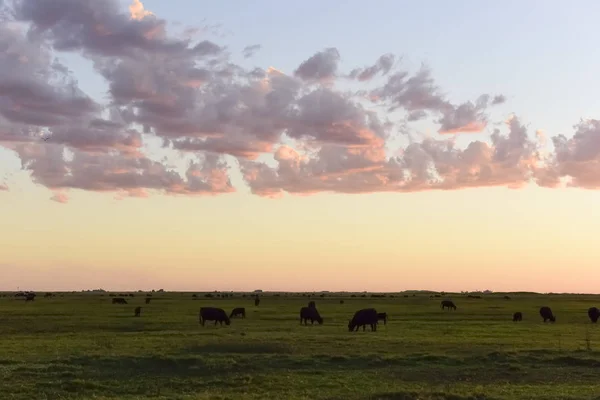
xmin=0 ymin=23 xmax=98 ymax=132
xmin=241 ymin=116 xmax=540 ymax=196
xmin=293 ymin=47 xmax=341 ymax=83
xmin=349 ymin=54 xmax=396 ymax=81
xmin=50 ymin=191 xmax=68 ymax=203
xmin=0 ymin=0 xmax=596 ymax=201
xmin=535 ymin=119 xmax=600 ymax=189
xmin=242 ymin=44 xmax=261 ymax=58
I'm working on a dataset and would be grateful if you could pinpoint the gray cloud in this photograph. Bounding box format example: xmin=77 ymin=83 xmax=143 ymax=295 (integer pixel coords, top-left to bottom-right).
xmin=293 ymin=47 xmax=341 ymax=82
xmin=242 ymin=44 xmax=261 ymax=58
xmin=349 ymin=53 xmax=395 ymax=81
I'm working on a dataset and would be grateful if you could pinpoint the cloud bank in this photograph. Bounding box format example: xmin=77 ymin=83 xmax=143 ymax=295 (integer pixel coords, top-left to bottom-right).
xmin=0 ymin=0 xmax=597 ymax=202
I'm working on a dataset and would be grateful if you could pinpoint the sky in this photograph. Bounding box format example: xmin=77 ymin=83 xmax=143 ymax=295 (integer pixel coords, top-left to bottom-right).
xmin=2 ymin=0 xmax=600 ymax=293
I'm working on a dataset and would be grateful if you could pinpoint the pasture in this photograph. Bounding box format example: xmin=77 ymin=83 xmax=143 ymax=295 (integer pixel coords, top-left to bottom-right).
xmin=1 ymin=292 xmax=600 ymax=400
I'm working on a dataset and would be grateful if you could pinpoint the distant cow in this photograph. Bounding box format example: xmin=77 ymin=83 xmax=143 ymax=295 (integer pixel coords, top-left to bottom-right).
xmin=504 ymin=295 xmax=511 ymax=300
xmin=308 ymin=301 xmax=316 ymax=308
xmin=539 ymin=306 xmax=556 ymax=323
xmin=513 ymin=312 xmax=522 ymax=322
xmin=112 ymin=298 xmax=128 ymax=304
xmin=377 ymin=312 xmax=388 ymax=325
xmin=134 ymin=307 xmax=141 ymax=317
xmin=300 ymin=306 xmax=323 ymax=325
xmin=199 ymin=307 xmax=231 ymax=326
xmin=230 ymin=307 xmax=246 ymax=318
xmin=254 ymin=297 xmax=260 ymax=307
xmin=588 ymin=307 xmax=600 ymax=323
xmin=441 ymin=300 xmax=456 ymax=310
xmin=145 ymin=298 xmax=151 ymax=304
xmin=340 ymin=300 xmax=344 ymax=304
xmin=44 ymin=292 xmax=53 ymax=298
xmin=25 ymin=293 xmax=36 ymax=302
xmin=348 ymin=308 xmax=378 ymax=332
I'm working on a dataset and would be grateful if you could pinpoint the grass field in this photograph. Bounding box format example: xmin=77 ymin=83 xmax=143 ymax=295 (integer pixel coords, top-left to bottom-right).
xmin=1 ymin=291 xmax=600 ymax=400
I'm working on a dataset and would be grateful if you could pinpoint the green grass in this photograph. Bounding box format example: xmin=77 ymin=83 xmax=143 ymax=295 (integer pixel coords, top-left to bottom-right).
xmin=2 ymin=292 xmax=600 ymax=399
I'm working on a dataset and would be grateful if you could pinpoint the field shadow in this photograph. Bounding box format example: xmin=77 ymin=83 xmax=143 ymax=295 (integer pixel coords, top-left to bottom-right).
xmin=364 ymin=393 xmax=494 ymax=400
xmin=183 ymin=341 xmax=293 ymax=355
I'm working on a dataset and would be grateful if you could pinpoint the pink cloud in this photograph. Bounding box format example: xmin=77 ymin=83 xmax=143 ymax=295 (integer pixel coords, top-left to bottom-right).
xmin=50 ymin=191 xmax=69 ymax=204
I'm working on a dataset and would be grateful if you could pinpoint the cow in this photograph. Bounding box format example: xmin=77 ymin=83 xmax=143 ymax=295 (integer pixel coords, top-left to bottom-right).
xmin=112 ymin=298 xmax=128 ymax=304
xmin=441 ymin=300 xmax=457 ymax=310
xmin=539 ymin=306 xmax=556 ymax=323
xmin=134 ymin=307 xmax=141 ymax=317
xmin=513 ymin=312 xmax=522 ymax=322
xmin=348 ymin=308 xmax=378 ymax=332
xmin=230 ymin=307 xmax=246 ymax=318
xmin=308 ymin=301 xmax=316 ymax=308
xmin=504 ymin=295 xmax=511 ymax=300
xmin=340 ymin=300 xmax=344 ymax=304
xmin=145 ymin=298 xmax=151 ymax=304
xmin=254 ymin=297 xmax=260 ymax=307
xmin=300 ymin=306 xmax=323 ymax=325
xmin=588 ymin=307 xmax=600 ymax=323
xmin=377 ymin=312 xmax=388 ymax=325
xmin=199 ymin=307 xmax=231 ymax=327
xmin=25 ymin=293 xmax=36 ymax=302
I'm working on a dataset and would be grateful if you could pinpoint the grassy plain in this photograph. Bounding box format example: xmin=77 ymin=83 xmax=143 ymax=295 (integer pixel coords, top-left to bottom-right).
xmin=1 ymin=291 xmax=600 ymax=400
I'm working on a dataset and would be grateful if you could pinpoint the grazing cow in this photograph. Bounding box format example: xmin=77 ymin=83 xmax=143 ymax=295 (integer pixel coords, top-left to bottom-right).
xmin=441 ymin=300 xmax=457 ymax=310
xmin=539 ymin=306 xmax=556 ymax=323
xmin=513 ymin=312 xmax=523 ymax=322
xmin=308 ymin=301 xmax=316 ymax=308
xmin=254 ymin=297 xmax=260 ymax=307
xmin=588 ymin=307 xmax=600 ymax=323
xmin=230 ymin=307 xmax=246 ymax=318
xmin=145 ymin=298 xmax=151 ymax=304
xmin=348 ymin=308 xmax=378 ymax=332
xmin=112 ymin=298 xmax=128 ymax=304
xmin=377 ymin=312 xmax=388 ymax=325
xmin=300 ymin=306 xmax=323 ymax=325
xmin=199 ymin=307 xmax=231 ymax=326
xmin=134 ymin=307 xmax=141 ymax=317
xmin=504 ymin=295 xmax=511 ymax=300
xmin=44 ymin=292 xmax=53 ymax=298
xmin=25 ymin=293 xmax=36 ymax=302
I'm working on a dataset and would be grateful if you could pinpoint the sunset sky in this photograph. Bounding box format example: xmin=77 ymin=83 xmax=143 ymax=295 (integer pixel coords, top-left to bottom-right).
xmin=2 ymin=0 xmax=600 ymax=293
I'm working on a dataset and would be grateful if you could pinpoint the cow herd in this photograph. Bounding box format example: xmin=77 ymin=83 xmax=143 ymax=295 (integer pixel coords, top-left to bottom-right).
xmin=192 ymin=300 xmax=600 ymax=332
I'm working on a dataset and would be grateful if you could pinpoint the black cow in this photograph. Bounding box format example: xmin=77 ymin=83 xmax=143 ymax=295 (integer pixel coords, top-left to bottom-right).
xmin=300 ymin=306 xmax=323 ymax=325
xmin=340 ymin=300 xmax=344 ymax=304
xmin=539 ymin=306 xmax=556 ymax=323
xmin=254 ymin=297 xmax=260 ymax=306
xmin=199 ymin=307 xmax=231 ymax=326
xmin=441 ymin=300 xmax=457 ymax=310
xmin=25 ymin=293 xmax=36 ymax=302
xmin=588 ymin=307 xmax=600 ymax=323
xmin=230 ymin=307 xmax=246 ymax=318
xmin=145 ymin=298 xmax=151 ymax=304
xmin=348 ymin=308 xmax=378 ymax=332
xmin=112 ymin=298 xmax=128 ymax=304
xmin=134 ymin=307 xmax=141 ymax=317
xmin=308 ymin=301 xmax=316 ymax=308
xmin=377 ymin=312 xmax=388 ymax=325
xmin=513 ymin=312 xmax=522 ymax=322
